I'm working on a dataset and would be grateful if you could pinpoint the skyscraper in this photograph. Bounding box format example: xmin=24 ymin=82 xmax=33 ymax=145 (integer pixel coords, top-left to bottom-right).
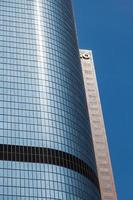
xmin=80 ymin=49 xmax=117 ymax=200
xmin=0 ymin=1 xmax=100 ymax=199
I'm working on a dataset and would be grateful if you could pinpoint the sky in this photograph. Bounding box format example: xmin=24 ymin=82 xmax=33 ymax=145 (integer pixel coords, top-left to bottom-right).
xmin=73 ymin=0 xmax=133 ymax=200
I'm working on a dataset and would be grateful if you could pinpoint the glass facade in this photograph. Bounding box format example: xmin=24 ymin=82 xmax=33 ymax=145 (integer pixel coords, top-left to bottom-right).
xmin=0 ymin=0 xmax=100 ymax=199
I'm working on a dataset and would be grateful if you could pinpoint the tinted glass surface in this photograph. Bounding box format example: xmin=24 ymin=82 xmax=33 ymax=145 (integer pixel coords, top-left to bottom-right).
xmin=0 ymin=0 xmax=100 ymax=199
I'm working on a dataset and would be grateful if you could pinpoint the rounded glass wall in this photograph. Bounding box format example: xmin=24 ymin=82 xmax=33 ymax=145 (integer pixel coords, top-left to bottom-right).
xmin=0 ymin=0 xmax=100 ymax=199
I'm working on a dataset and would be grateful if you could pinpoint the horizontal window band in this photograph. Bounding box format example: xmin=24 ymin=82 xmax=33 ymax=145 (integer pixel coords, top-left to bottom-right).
xmin=0 ymin=144 xmax=100 ymax=192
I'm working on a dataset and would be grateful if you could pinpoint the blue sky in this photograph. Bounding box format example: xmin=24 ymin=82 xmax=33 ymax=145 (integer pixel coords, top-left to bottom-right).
xmin=73 ymin=0 xmax=133 ymax=199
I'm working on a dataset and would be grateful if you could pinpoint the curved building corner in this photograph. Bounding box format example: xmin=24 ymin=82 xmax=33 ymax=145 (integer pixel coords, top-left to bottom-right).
xmin=0 ymin=0 xmax=100 ymax=199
